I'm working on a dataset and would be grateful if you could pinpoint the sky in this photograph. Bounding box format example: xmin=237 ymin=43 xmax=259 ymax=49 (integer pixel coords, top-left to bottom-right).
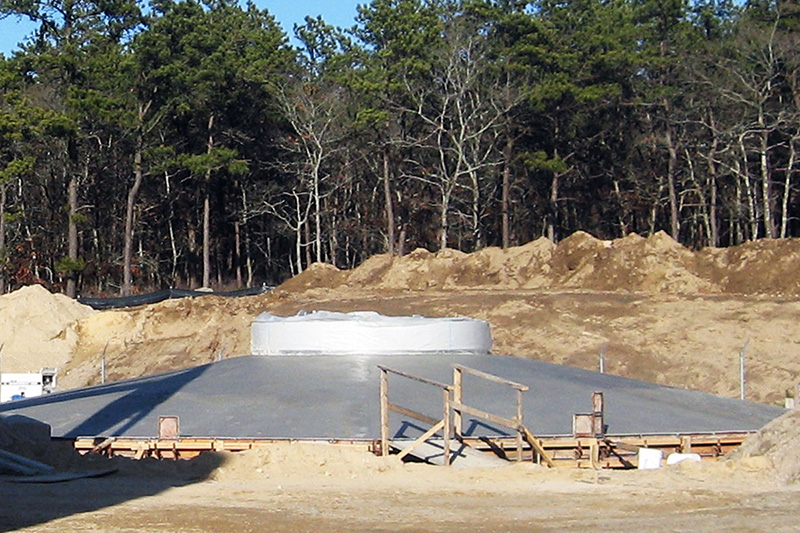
xmin=0 ymin=1 xmax=362 ymax=56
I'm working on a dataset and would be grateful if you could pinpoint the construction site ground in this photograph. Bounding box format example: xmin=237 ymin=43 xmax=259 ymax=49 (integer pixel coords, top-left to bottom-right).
xmin=1 ymin=442 xmax=800 ymax=532
xmin=4 ymin=231 xmax=800 ymax=530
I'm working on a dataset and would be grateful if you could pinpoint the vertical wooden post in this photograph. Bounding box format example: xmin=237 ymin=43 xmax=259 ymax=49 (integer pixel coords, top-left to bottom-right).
xmin=443 ymin=386 xmax=451 ymax=466
xmin=380 ymin=368 xmax=389 ymax=457
xmin=453 ymin=366 xmax=462 ymax=441
xmin=592 ymin=391 xmax=604 ymax=438
xmin=515 ymin=388 xmax=524 ymax=462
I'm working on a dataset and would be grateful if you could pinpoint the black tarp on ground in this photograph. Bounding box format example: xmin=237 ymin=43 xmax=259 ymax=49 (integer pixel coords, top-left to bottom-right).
xmin=0 ymin=355 xmax=784 ymax=440
xmin=78 ymin=286 xmax=272 ymax=310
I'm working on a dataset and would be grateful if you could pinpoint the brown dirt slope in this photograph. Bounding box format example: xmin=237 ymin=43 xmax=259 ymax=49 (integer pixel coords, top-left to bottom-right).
xmin=729 ymin=408 xmax=800 ymax=483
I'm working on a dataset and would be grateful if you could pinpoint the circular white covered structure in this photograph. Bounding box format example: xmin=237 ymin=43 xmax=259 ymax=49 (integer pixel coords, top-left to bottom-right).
xmin=251 ymin=311 xmax=492 ymax=356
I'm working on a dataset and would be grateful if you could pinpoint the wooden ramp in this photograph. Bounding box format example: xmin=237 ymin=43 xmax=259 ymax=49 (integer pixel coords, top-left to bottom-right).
xmin=389 ymin=439 xmax=509 ymax=468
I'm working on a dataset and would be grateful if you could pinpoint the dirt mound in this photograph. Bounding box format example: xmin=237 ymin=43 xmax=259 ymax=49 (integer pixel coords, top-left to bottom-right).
xmin=297 ymin=232 xmax=798 ymax=296
xmin=554 ymin=231 xmax=717 ymax=293
xmin=728 ymin=408 xmax=800 ymax=484
xmin=60 ymin=293 xmax=268 ymax=389
xmin=0 ymin=285 xmax=95 ymax=373
xmin=700 ymin=239 xmax=800 ymax=296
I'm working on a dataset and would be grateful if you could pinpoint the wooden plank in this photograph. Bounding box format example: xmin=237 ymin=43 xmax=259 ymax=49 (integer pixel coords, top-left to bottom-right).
xmin=452 ymin=402 xmax=518 ymax=430
xmin=376 ymin=366 xmax=450 ymax=390
xmin=520 ymin=426 xmax=556 ymax=468
xmin=451 ymin=364 xmax=529 ymax=391
xmin=380 ymin=368 xmax=389 ymax=457
xmin=90 ymin=437 xmax=117 ymax=454
xmin=395 ymin=420 xmax=445 ymax=461
xmin=387 ymin=402 xmax=440 ymax=427
xmin=391 ymin=439 xmax=509 ymax=468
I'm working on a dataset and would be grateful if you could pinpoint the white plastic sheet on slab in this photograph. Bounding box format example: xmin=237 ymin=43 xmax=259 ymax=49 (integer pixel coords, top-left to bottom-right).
xmin=251 ymin=310 xmax=492 ymax=356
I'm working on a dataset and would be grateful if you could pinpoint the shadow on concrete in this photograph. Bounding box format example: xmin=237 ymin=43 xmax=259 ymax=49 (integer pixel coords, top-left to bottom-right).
xmin=0 ymin=364 xmax=211 ymax=438
xmin=0 ymin=363 xmax=221 ymax=531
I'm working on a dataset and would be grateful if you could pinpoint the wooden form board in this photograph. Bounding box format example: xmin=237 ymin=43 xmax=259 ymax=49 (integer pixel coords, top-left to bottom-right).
xmin=70 ymin=431 xmax=751 ymax=467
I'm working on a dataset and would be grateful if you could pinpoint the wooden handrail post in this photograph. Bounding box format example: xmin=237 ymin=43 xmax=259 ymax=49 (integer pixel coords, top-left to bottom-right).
xmin=453 ymin=366 xmax=463 ymax=441
xmin=515 ymin=388 xmax=524 ymax=461
xmin=443 ymin=386 xmax=451 ymax=466
xmin=380 ymin=367 xmax=389 ymax=457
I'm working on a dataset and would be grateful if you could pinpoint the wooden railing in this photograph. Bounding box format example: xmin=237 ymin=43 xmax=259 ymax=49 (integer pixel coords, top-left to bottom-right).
xmin=379 ymin=363 xmax=555 ymax=467
xmin=452 ymin=364 xmax=529 ymax=462
xmin=378 ymin=365 xmax=453 ymax=465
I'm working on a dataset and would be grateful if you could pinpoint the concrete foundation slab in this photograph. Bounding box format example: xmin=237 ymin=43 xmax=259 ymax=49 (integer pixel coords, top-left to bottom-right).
xmin=0 ymin=355 xmax=784 ymax=440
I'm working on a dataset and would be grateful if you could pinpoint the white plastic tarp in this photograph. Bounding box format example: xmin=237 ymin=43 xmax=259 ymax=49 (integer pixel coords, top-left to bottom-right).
xmin=251 ymin=310 xmax=492 ymax=356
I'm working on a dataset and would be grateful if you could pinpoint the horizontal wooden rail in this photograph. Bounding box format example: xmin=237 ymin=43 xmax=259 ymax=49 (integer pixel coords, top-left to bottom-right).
xmin=452 ymin=364 xmax=529 ymax=391
xmin=377 ymin=365 xmax=450 ymax=390
xmin=451 ymin=401 xmax=518 ymax=431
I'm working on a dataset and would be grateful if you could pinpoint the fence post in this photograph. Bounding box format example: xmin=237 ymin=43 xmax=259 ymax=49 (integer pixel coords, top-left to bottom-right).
xmin=599 ymin=343 xmax=606 ymax=374
xmin=739 ymin=340 xmax=749 ymax=401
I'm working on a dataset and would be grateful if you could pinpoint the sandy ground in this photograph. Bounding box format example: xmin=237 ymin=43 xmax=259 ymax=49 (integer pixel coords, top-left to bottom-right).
xmin=2 ymin=442 xmax=800 ymax=532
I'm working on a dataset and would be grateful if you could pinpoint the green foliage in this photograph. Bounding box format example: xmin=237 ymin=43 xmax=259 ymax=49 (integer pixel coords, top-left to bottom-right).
xmin=522 ymin=151 xmax=569 ymax=174
xmin=0 ymin=156 xmax=34 ymax=182
xmin=54 ymin=255 xmax=86 ymax=274
xmin=0 ymin=0 xmax=797 ymax=291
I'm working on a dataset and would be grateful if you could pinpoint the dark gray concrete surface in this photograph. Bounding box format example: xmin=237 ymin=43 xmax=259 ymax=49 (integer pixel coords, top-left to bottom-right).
xmin=0 ymin=354 xmax=784 ymax=440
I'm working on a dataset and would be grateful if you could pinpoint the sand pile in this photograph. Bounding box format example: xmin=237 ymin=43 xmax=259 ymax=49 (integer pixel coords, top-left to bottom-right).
xmin=202 ymin=443 xmax=402 ymax=482
xmin=284 ymin=232 xmax=800 ymax=296
xmin=728 ymin=408 xmax=800 ymax=484
xmin=0 ymin=285 xmax=95 ymax=373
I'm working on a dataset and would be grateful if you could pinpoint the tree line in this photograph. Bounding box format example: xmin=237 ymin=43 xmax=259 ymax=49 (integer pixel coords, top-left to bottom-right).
xmin=0 ymin=0 xmax=798 ymax=297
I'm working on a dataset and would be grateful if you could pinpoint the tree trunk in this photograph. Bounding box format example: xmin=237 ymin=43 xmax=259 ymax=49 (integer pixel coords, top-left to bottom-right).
xmin=122 ymin=111 xmax=146 ymax=296
xmin=383 ymin=146 xmax=395 ymax=255
xmin=0 ymin=183 xmax=6 ymax=294
xmin=547 ymin=172 xmax=559 ymax=242
xmin=66 ymin=171 xmax=79 ymax=298
xmin=780 ymin=135 xmax=797 ymax=238
xmin=502 ymin=136 xmax=512 ymax=249
xmin=665 ymin=125 xmax=680 ymax=241
xmin=439 ymin=188 xmax=450 ymax=251
xmin=202 ymin=113 xmax=214 ymax=288
xmin=312 ymin=158 xmax=322 ymax=264
xmin=706 ymin=111 xmax=719 ymax=247
xmin=758 ymin=115 xmax=775 ymax=238
xmin=738 ymin=136 xmax=758 ymax=240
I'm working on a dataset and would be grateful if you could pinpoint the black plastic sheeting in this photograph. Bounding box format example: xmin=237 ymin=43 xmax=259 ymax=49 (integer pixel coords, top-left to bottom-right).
xmin=78 ymin=285 xmax=273 ymax=310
